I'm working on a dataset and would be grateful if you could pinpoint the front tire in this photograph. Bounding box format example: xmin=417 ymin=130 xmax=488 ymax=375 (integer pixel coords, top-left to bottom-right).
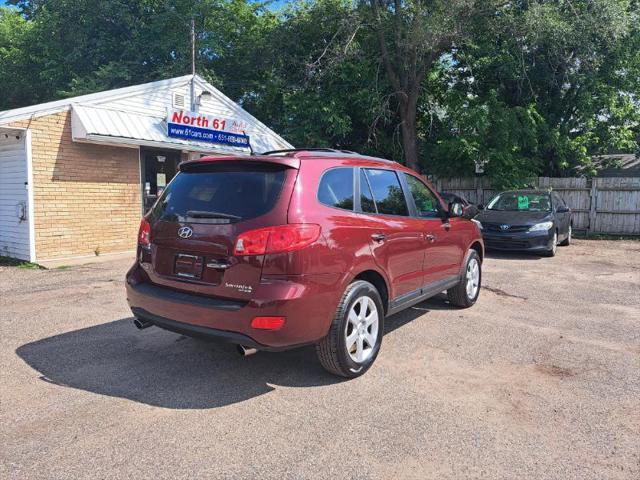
xmin=559 ymin=225 xmax=571 ymax=246
xmin=447 ymin=250 xmax=481 ymax=308
xmin=545 ymin=231 xmax=558 ymax=257
xmin=316 ymin=280 xmax=384 ymax=378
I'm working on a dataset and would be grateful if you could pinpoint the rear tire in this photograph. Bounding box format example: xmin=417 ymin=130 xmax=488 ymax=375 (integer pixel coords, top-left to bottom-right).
xmin=447 ymin=250 xmax=481 ymax=308
xmin=316 ymin=280 xmax=384 ymax=378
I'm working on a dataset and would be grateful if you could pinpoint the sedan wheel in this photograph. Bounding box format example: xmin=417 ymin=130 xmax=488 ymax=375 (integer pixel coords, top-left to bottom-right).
xmin=560 ymin=225 xmax=572 ymax=246
xmin=546 ymin=231 xmax=558 ymax=257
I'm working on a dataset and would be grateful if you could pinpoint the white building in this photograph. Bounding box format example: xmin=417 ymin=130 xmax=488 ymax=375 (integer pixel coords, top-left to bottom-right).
xmin=0 ymin=74 xmax=292 ymax=262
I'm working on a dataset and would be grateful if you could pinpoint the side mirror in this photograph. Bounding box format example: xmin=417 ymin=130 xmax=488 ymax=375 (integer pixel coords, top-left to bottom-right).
xmin=557 ymin=205 xmax=570 ymax=213
xmin=450 ymin=202 xmax=464 ymax=218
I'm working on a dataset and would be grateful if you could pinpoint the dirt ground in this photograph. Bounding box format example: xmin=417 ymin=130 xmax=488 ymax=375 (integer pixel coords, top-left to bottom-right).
xmin=1 ymin=239 xmax=639 ymax=479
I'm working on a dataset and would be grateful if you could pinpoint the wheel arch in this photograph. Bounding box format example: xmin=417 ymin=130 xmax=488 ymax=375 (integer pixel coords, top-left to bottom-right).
xmin=469 ymin=240 xmax=484 ymax=263
xmin=351 ymin=269 xmax=390 ymax=314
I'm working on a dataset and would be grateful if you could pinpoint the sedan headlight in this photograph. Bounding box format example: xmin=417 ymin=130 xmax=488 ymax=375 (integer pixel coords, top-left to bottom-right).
xmin=528 ymin=221 xmax=553 ymax=232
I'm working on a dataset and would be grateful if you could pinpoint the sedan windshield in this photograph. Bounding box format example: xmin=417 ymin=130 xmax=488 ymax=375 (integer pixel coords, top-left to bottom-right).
xmin=487 ymin=192 xmax=551 ymax=212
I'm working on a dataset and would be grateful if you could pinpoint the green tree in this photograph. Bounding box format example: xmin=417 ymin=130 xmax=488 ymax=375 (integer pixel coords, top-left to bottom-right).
xmin=1 ymin=1 xmax=274 ymax=105
xmin=230 ymin=0 xmax=399 ymax=157
xmin=1 ymin=0 xmax=638 ymax=184
xmin=0 ymin=7 xmax=42 ymax=108
xmin=426 ymin=0 xmax=640 ymax=183
xmin=360 ymin=0 xmax=496 ymax=171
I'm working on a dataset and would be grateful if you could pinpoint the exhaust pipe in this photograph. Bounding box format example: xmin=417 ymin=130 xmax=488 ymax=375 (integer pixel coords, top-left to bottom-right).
xmin=133 ymin=317 xmax=153 ymax=330
xmin=237 ymin=344 xmax=258 ymax=357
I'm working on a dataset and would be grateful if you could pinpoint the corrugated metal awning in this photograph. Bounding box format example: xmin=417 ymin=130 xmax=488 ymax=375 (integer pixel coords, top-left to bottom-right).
xmin=71 ymin=104 xmax=250 ymax=154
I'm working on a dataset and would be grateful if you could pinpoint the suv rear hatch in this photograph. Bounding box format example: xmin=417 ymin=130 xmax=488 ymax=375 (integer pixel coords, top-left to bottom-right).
xmin=144 ymin=157 xmax=299 ymax=300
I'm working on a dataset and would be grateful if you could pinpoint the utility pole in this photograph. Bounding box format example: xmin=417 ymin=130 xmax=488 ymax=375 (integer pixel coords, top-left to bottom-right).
xmin=190 ymin=16 xmax=196 ymax=112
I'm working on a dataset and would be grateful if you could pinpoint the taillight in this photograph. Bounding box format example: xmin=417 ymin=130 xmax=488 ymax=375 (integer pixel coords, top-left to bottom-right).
xmin=251 ymin=316 xmax=286 ymax=330
xmin=234 ymin=224 xmax=321 ymax=256
xmin=138 ymin=218 xmax=151 ymax=248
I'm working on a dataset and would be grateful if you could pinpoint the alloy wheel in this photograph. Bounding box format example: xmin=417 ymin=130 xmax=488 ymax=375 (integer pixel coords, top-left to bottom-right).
xmin=344 ymin=296 xmax=379 ymax=363
xmin=466 ymin=257 xmax=480 ymax=300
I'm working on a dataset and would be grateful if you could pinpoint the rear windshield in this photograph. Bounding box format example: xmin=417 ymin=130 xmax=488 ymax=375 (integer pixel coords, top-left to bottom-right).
xmin=150 ymin=163 xmax=287 ymax=223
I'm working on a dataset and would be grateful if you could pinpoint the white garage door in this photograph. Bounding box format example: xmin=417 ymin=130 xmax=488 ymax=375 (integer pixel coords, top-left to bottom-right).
xmin=0 ymin=130 xmax=32 ymax=261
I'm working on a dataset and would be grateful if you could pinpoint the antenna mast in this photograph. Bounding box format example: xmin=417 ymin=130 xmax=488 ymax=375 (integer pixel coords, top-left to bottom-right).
xmin=190 ymin=16 xmax=196 ymax=111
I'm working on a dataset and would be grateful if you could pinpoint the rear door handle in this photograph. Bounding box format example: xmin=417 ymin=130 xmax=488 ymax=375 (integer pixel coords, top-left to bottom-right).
xmin=371 ymin=233 xmax=386 ymax=242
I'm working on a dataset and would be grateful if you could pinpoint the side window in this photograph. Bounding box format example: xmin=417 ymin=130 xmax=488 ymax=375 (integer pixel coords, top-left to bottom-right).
xmin=360 ymin=170 xmax=377 ymax=214
xmin=404 ymin=174 xmax=440 ymax=218
xmin=364 ymin=169 xmax=409 ymax=216
xmin=318 ymin=168 xmax=354 ymax=211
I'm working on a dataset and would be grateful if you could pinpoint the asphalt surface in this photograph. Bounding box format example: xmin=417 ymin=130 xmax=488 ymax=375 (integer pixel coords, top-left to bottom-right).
xmin=1 ymin=239 xmax=639 ymax=479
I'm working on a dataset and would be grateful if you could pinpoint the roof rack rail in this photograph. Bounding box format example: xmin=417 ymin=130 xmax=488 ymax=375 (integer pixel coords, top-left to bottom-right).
xmin=260 ymin=147 xmax=398 ymax=165
xmin=261 ymin=148 xmax=357 ymax=156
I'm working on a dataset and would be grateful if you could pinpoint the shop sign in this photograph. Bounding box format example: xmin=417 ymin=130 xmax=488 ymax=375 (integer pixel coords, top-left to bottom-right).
xmin=166 ymin=109 xmax=250 ymax=148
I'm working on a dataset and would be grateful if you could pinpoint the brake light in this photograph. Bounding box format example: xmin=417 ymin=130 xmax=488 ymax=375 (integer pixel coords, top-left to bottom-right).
xmin=234 ymin=224 xmax=321 ymax=256
xmin=234 ymin=228 xmax=271 ymax=255
xmin=251 ymin=316 xmax=286 ymax=330
xmin=138 ymin=218 xmax=151 ymax=248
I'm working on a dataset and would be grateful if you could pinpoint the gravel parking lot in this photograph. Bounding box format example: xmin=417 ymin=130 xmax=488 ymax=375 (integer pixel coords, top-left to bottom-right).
xmin=1 ymin=239 xmax=639 ymax=479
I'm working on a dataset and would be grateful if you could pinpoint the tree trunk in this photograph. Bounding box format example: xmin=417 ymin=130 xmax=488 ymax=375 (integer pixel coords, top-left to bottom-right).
xmin=399 ymin=95 xmax=419 ymax=172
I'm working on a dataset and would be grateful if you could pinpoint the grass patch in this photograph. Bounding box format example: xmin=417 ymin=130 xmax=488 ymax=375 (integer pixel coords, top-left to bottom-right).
xmin=0 ymin=256 xmax=45 ymax=269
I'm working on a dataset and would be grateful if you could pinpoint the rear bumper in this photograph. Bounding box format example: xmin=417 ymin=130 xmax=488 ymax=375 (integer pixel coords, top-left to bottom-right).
xmin=130 ymin=307 xmax=289 ymax=351
xmin=482 ymin=230 xmax=554 ymax=252
xmin=126 ymin=263 xmax=340 ymax=349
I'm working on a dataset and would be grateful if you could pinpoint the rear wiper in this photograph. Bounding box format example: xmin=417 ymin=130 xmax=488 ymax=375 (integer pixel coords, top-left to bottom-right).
xmin=186 ymin=210 xmax=242 ymax=221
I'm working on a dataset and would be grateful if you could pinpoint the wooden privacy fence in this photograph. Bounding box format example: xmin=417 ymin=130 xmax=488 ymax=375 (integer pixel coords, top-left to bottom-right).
xmin=429 ymin=176 xmax=640 ymax=235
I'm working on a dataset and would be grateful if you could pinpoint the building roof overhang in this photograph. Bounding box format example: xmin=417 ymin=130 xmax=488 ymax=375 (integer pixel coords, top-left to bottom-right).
xmin=0 ymin=74 xmax=293 ymax=153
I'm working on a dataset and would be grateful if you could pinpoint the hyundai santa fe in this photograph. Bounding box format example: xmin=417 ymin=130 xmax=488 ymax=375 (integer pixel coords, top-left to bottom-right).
xmin=126 ymin=149 xmax=484 ymax=377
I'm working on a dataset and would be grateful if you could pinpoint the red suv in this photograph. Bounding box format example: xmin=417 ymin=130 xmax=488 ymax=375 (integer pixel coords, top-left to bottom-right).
xmin=126 ymin=149 xmax=483 ymax=377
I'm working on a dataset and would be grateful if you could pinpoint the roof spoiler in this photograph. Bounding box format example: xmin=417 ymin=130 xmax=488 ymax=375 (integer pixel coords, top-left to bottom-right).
xmin=180 ymin=155 xmax=301 ymax=171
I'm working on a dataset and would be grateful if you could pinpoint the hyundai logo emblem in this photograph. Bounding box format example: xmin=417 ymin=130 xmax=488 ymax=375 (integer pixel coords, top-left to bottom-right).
xmin=499 ymin=224 xmax=510 ymax=231
xmin=177 ymin=226 xmax=193 ymax=239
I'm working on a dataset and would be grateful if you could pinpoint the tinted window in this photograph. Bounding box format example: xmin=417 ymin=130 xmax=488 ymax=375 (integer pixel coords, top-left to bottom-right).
xmin=487 ymin=192 xmax=551 ymax=212
xmin=364 ymin=169 xmax=409 ymax=216
xmin=360 ymin=170 xmax=377 ymax=213
xmin=405 ymin=174 xmax=440 ymax=217
xmin=318 ymin=168 xmax=354 ymax=210
xmin=151 ymin=164 xmax=286 ymax=223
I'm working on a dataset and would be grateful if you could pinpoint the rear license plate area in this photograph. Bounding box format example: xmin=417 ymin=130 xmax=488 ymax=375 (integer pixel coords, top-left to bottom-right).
xmin=174 ymin=254 xmax=204 ymax=279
